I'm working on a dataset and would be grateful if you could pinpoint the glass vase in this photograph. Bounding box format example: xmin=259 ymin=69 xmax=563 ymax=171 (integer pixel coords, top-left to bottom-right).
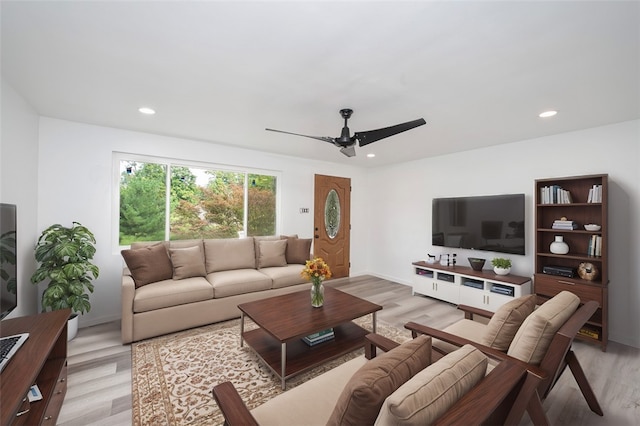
xmin=311 ymin=278 xmax=324 ymax=307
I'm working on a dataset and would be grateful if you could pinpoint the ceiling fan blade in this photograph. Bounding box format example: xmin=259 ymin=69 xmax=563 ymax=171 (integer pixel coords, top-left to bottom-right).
xmin=355 ymin=118 xmax=426 ymax=147
xmin=340 ymin=145 xmax=356 ymax=157
xmin=265 ymin=128 xmax=335 ymax=144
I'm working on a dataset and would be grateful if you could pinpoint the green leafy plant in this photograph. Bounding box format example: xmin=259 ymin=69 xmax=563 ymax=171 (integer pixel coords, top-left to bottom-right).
xmin=491 ymin=257 xmax=512 ymax=269
xmin=31 ymin=222 xmax=99 ymax=314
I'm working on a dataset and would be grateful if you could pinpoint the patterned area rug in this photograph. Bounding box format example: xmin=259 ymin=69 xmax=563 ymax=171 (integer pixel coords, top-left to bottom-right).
xmin=131 ymin=315 xmax=410 ymax=425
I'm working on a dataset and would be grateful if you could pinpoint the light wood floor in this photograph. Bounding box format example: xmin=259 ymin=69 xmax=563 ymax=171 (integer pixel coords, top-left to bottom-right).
xmin=57 ymin=275 xmax=639 ymax=425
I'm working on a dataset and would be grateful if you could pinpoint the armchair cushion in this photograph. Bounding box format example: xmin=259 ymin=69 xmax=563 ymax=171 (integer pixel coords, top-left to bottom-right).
xmin=507 ymin=290 xmax=580 ymax=364
xmin=376 ymin=344 xmax=487 ymax=425
xmin=169 ymin=245 xmax=207 ymax=279
xmin=481 ymin=294 xmax=536 ymax=351
xmin=121 ymin=243 xmax=173 ymax=287
xmin=327 ymin=335 xmax=432 ymax=426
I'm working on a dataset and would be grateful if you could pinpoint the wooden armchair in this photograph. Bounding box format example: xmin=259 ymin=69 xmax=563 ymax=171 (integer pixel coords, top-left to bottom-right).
xmin=213 ymin=333 xmax=541 ymax=426
xmin=405 ymin=299 xmax=603 ymax=425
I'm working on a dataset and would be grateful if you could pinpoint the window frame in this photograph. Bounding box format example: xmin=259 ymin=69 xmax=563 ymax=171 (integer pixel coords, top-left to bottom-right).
xmin=113 ymin=152 xmax=282 ymax=250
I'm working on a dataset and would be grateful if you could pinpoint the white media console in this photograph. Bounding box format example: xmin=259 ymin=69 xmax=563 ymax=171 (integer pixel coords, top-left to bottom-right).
xmin=411 ymin=261 xmax=531 ymax=311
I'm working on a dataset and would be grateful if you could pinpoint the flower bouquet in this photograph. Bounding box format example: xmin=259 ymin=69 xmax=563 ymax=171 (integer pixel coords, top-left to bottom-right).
xmin=301 ymin=257 xmax=332 ymax=307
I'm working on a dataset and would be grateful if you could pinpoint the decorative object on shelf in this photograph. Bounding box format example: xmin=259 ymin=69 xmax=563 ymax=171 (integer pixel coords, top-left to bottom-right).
xmin=491 ymin=257 xmax=511 ymax=275
xmin=584 ymin=224 xmax=601 ymax=231
xmin=30 ymin=222 xmax=100 ymax=340
xmin=467 ymin=257 xmax=486 ymax=271
xmin=577 ymin=262 xmax=599 ymax=281
xmin=301 ymin=257 xmax=332 ymax=307
xmin=550 ymin=235 xmax=570 ymax=254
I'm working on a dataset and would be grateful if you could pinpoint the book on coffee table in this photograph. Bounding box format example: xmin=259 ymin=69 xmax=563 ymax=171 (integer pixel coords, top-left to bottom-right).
xmin=302 ymin=328 xmax=334 ymax=346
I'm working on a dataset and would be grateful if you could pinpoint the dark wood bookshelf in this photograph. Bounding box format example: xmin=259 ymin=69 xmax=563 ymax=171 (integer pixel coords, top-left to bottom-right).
xmin=534 ymin=174 xmax=608 ymax=351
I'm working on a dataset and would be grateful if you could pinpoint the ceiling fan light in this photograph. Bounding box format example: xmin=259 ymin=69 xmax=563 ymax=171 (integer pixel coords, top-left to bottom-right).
xmin=539 ymin=110 xmax=557 ymax=118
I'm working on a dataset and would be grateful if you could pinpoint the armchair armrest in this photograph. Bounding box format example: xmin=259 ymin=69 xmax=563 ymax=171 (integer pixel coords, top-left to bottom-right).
xmin=434 ymin=360 xmax=534 ymax=426
xmin=364 ymin=333 xmax=400 ymax=359
xmin=457 ymin=304 xmax=495 ymax=320
xmin=404 ymin=322 xmax=546 ymax=380
xmin=212 ymin=381 xmax=259 ymax=426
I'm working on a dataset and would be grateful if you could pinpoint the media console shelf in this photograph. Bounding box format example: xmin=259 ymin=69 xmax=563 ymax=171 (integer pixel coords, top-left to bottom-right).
xmin=1 ymin=309 xmax=69 ymax=425
xmin=411 ymin=261 xmax=531 ymax=312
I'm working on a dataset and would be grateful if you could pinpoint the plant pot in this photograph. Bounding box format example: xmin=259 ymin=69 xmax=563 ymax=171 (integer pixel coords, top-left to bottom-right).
xmin=494 ymin=266 xmax=511 ymax=276
xmin=68 ymin=314 xmax=79 ymax=341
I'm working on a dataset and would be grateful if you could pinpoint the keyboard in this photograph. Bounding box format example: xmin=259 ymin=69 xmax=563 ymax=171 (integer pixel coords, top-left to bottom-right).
xmin=0 ymin=333 xmax=29 ymax=372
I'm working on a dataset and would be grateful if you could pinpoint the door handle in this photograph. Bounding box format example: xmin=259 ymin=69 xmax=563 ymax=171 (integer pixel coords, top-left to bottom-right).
xmin=315 ymin=235 xmax=319 ymax=238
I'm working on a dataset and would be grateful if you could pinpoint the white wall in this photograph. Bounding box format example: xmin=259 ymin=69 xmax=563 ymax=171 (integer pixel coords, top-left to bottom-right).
xmin=365 ymin=120 xmax=640 ymax=348
xmin=0 ymin=78 xmax=40 ymax=318
xmin=37 ymin=118 xmax=368 ymax=327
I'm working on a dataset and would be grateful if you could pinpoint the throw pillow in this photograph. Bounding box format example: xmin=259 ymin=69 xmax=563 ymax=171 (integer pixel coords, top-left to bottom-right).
xmin=375 ymin=344 xmax=487 ymax=425
xmin=121 ymin=243 xmax=173 ymax=288
xmin=169 ymin=245 xmax=207 ymax=280
xmin=481 ymin=294 xmax=537 ymax=351
xmin=285 ymin=237 xmax=312 ymax=264
xmin=327 ymin=335 xmax=432 ymax=426
xmin=258 ymin=240 xmax=288 ymax=268
xmin=507 ymin=290 xmax=580 ymax=364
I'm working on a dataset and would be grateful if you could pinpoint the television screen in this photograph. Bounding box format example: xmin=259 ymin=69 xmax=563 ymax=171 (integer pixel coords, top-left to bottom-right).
xmin=1 ymin=203 xmax=17 ymax=320
xmin=432 ymin=194 xmax=525 ymax=255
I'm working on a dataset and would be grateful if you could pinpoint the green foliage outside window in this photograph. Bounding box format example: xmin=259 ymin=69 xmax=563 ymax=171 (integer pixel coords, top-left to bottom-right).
xmin=119 ymin=161 xmax=277 ymax=245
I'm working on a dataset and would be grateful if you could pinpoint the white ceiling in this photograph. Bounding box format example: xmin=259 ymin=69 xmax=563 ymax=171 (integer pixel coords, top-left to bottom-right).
xmin=2 ymin=1 xmax=639 ymax=167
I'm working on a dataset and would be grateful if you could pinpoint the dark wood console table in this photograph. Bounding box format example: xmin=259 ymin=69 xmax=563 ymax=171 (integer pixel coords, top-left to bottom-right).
xmin=1 ymin=309 xmax=69 ymax=425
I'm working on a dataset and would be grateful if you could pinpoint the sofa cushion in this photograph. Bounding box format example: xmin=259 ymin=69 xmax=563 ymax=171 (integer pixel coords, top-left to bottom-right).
xmin=121 ymin=243 xmax=173 ymax=287
xmin=327 ymin=335 xmax=432 ymax=426
xmin=259 ymin=264 xmax=306 ymax=289
xmin=253 ymin=236 xmax=281 ymax=268
xmin=204 ymin=238 xmax=256 ymax=273
xmin=286 ymin=237 xmax=312 ymax=264
xmin=433 ymin=319 xmax=487 ymax=355
xmin=507 ymin=291 xmax=580 ymax=364
xmin=133 ymin=277 xmax=213 ymax=313
xmin=258 ymin=239 xmax=288 ymax=268
xmin=170 ymin=245 xmax=207 ymax=280
xmin=169 ymin=239 xmax=205 ymax=261
xmin=376 ymin=344 xmax=487 ymax=425
xmin=481 ymin=294 xmax=536 ymax=351
xmin=207 ymin=269 xmax=272 ymax=298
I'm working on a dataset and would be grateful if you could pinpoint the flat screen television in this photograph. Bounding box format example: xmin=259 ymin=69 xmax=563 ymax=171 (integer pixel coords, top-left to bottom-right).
xmin=1 ymin=203 xmax=18 ymax=320
xmin=432 ymin=194 xmax=525 ymax=255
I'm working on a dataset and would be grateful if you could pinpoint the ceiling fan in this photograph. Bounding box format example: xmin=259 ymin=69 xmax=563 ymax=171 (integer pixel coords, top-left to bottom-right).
xmin=266 ymin=109 xmax=426 ymax=157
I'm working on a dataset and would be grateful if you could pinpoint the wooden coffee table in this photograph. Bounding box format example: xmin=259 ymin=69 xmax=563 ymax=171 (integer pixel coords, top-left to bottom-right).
xmin=238 ymin=286 xmax=382 ymax=389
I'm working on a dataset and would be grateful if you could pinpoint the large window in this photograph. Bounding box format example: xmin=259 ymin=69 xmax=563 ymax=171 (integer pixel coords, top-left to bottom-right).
xmin=117 ymin=158 xmax=278 ymax=246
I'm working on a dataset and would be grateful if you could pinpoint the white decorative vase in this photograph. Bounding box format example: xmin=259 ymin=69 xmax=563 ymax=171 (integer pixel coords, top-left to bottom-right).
xmin=67 ymin=314 xmax=79 ymax=341
xmin=550 ymin=235 xmax=569 ymax=254
xmin=494 ymin=266 xmax=511 ymax=276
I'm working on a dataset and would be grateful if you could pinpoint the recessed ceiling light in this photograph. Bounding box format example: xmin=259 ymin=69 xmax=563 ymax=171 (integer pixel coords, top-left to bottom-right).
xmin=539 ymin=110 xmax=557 ymax=118
xmin=138 ymin=107 xmax=156 ymax=115
xmin=367 ymin=153 xmax=376 ymax=158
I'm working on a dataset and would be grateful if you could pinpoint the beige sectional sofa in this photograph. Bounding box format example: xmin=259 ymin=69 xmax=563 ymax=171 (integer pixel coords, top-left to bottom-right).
xmin=121 ymin=235 xmax=312 ymax=343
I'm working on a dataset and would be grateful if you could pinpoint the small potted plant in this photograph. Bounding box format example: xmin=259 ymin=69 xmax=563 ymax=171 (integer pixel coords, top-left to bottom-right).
xmin=491 ymin=257 xmax=512 ymax=275
xmin=31 ymin=222 xmax=99 ymax=340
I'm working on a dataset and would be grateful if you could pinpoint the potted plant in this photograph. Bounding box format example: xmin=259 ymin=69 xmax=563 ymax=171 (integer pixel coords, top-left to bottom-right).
xmin=30 ymin=222 xmax=99 ymax=340
xmin=491 ymin=257 xmax=512 ymax=275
